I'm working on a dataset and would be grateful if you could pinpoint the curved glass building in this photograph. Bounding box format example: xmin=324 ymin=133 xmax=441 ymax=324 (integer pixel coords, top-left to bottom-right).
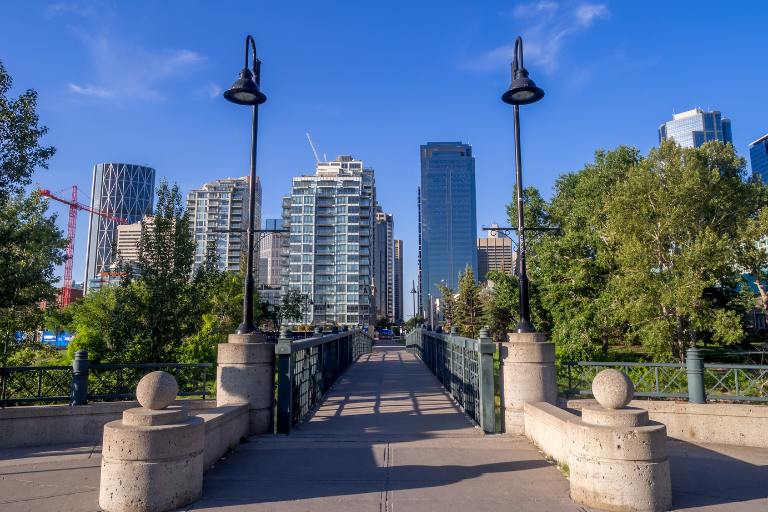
xmin=84 ymin=163 xmax=155 ymax=293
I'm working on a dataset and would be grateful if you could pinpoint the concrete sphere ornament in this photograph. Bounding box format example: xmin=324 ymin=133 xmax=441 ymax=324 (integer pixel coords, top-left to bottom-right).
xmin=592 ymin=369 xmax=634 ymax=409
xmin=136 ymin=371 xmax=179 ymax=410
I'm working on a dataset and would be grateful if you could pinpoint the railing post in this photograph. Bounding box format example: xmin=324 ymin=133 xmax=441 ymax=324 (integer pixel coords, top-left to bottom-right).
xmin=71 ymin=349 xmax=89 ymax=405
xmin=478 ymin=327 xmax=496 ymax=433
xmin=276 ymin=326 xmax=293 ymax=434
xmin=686 ymin=347 xmax=706 ymax=404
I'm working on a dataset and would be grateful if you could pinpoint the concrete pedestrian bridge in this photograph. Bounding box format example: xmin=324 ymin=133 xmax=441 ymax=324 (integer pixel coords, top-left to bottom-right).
xmin=1 ymin=337 xmax=767 ymax=511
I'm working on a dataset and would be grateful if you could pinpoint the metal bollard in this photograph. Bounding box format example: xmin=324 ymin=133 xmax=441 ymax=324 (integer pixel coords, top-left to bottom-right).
xmin=686 ymin=347 xmax=706 ymax=404
xmin=276 ymin=326 xmax=294 ymax=434
xmin=478 ymin=327 xmax=496 ymax=433
xmin=71 ymin=350 xmax=90 ymax=405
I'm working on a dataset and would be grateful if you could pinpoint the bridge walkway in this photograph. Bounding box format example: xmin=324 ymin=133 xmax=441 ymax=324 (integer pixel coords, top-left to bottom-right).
xmin=189 ymin=344 xmax=582 ymax=511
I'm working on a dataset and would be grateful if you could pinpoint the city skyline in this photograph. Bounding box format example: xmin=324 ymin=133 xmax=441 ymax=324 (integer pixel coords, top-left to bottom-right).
xmin=4 ymin=1 xmax=768 ymax=317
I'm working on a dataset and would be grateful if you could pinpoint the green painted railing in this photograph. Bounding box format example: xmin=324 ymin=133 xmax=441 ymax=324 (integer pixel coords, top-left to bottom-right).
xmin=0 ymin=350 xmax=213 ymax=407
xmin=560 ymin=348 xmax=768 ymax=403
xmin=275 ymin=328 xmax=373 ymax=433
xmin=405 ymin=327 xmax=496 ymax=433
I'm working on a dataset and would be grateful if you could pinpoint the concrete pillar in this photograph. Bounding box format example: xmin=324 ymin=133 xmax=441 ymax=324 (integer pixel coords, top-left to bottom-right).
xmin=498 ymin=332 xmax=556 ymax=434
xmin=99 ymin=372 xmax=204 ymax=512
xmin=569 ymin=369 xmax=672 ymax=512
xmin=217 ymin=332 xmax=275 ymax=435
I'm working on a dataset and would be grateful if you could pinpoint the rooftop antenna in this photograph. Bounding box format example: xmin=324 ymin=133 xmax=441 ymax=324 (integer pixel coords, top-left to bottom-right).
xmin=305 ymin=132 xmax=320 ymax=163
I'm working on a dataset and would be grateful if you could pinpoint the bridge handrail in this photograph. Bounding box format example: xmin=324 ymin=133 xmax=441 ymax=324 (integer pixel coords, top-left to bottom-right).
xmin=0 ymin=360 xmax=213 ymax=407
xmin=559 ymin=359 xmax=768 ymax=403
xmin=275 ymin=329 xmax=373 ymax=433
xmin=405 ymin=327 xmax=496 ymax=432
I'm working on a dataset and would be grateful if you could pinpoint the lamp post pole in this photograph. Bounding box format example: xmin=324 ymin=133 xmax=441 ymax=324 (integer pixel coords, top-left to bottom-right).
xmin=410 ymin=280 xmax=417 ymax=322
xmin=224 ymin=35 xmax=267 ymax=335
xmin=501 ymin=36 xmax=545 ymax=334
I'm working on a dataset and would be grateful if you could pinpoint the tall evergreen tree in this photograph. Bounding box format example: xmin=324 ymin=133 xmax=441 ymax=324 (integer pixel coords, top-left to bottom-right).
xmin=454 ymin=265 xmax=482 ymax=338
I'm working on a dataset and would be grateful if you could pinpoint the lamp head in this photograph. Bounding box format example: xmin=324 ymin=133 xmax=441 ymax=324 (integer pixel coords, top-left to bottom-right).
xmin=502 ymin=66 xmax=545 ymax=106
xmin=224 ymin=67 xmax=266 ymax=106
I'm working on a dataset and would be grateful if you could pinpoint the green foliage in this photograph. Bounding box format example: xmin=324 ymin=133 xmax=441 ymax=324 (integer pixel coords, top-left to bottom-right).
xmin=482 ymin=270 xmax=518 ymax=342
xmin=436 ymin=283 xmax=456 ymax=328
xmin=375 ymin=316 xmax=391 ymax=330
xmin=0 ymin=60 xmax=65 ymax=364
xmin=513 ymin=142 xmax=764 ymax=362
xmin=454 ymin=265 xmax=482 ymax=338
xmin=404 ymin=315 xmax=425 ymax=330
xmin=278 ymin=288 xmax=306 ymax=327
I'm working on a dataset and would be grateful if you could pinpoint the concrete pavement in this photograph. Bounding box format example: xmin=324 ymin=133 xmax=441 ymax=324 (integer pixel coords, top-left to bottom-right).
xmin=190 ymin=345 xmax=583 ymax=511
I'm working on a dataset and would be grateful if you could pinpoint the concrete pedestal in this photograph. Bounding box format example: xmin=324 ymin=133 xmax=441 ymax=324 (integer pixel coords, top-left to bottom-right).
xmin=570 ymin=404 xmax=672 ymax=511
xmin=498 ymin=332 xmax=556 ymax=434
xmin=99 ymin=407 xmax=205 ymax=512
xmin=217 ymin=332 xmax=275 ymax=435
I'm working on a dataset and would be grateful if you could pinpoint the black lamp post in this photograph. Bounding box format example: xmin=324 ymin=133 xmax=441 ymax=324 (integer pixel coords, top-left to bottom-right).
xmin=224 ymin=35 xmax=267 ymax=335
xmin=501 ymin=36 xmax=545 ymax=333
xmin=409 ymin=280 xmax=417 ymax=322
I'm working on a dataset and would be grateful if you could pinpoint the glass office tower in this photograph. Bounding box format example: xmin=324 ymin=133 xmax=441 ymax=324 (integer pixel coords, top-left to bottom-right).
xmin=658 ymin=108 xmax=732 ymax=148
xmin=282 ymin=156 xmax=376 ymax=327
xmin=419 ymin=142 xmax=478 ymax=316
xmin=750 ymin=134 xmax=768 ymax=183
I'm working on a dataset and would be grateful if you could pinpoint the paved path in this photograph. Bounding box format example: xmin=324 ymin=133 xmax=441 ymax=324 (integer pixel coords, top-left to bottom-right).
xmin=189 ymin=345 xmax=583 ymax=511
xmin=1 ymin=345 xmax=767 ymax=511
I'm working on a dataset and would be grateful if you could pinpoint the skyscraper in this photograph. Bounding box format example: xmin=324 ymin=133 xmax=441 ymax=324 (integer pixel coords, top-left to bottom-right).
xmin=84 ymin=163 xmax=155 ymax=293
xmin=750 ymin=134 xmax=768 ymax=183
xmin=186 ymin=177 xmax=261 ymax=273
xmin=374 ymin=208 xmax=395 ymax=322
xmin=258 ymin=218 xmax=286 ymax=288
xmin=394 ymin=239 xmax=404 ymax=324
xmin=477 ymin=224 xmax=515 ymax=280
xmin=419 ymin=142 xmax=478 ymax=312
xmin=283 ymin=155 xmax=376 ymax=327
xmin=658 ymin=108 xmax=733 ymax=148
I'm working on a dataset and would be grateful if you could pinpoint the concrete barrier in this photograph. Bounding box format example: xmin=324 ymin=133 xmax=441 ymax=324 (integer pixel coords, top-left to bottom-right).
xmin=99 ymin=372 xmax=250 ymax=512
xmin=0 ymin=399 xmax=221 ymax=449
xmin=524 ymin=370 xmax=672 ymax=512
xmin=567 ymin=398 xmax=768 ymax=449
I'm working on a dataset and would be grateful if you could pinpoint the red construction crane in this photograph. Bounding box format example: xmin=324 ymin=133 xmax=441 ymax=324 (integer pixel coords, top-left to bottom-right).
xmin=39 ymin=186 xmax=129 ymax=306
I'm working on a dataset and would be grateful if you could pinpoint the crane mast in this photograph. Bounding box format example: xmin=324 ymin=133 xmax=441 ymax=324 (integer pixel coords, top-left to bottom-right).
xmin=39 ymin=187 xmax=128 ymax=306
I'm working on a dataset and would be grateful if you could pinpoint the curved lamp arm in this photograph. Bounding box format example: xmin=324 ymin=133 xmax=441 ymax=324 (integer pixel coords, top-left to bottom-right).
xmin=511 ymin=36 xmax=524 ymax=77
xmin=243 ymin=35 xmax=261 ymax=84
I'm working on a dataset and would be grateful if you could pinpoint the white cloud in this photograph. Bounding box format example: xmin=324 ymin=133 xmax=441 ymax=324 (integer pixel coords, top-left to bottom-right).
xmin=575 ymin=3 xmax=609 ymax=27
xmin=470 ymin=1 xmax=609 ymax=72
xmin=53 ymin=6 xmax=205 ymax=102
xmin=205 ymin=83 xmax=222 ymax=99
xmin=68 ymin=83 xmax=113 ymax=98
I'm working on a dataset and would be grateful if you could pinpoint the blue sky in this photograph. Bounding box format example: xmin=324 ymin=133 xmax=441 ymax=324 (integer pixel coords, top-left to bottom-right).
xmin=2 ymin=1 xmax=767 ymax=317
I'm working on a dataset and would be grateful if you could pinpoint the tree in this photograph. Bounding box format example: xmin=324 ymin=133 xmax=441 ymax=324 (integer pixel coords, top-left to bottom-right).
xmin=482 ymin=270 xmax=518 ymax=342
xmin=0 ymin=60 xmax=65 ymax=363
xmin=277 ymin=288 xmax=305 ymax=329
xmin=436 ymin=283 xmax=456 ymax=329
xmin=531 ymin=147 xmax=640 ymax=359
xmin=404 ymin=315 xmax=425 ymax=330
xmin=605 ymin=141 xmax=754 ymax=360
xmin=454 ymin=265 xmax=482 ymax=338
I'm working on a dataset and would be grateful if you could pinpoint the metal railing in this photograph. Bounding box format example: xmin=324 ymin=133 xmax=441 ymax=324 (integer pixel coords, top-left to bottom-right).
xmin=405 ymin=327 xmax=495 ymax=433
xmin=560 ymin=348 xmax=768 ymax=403
xmin=1 ymin=350 xmax=213 ymax=407
xmin=276 ymin=328 xmax=373 ymax=433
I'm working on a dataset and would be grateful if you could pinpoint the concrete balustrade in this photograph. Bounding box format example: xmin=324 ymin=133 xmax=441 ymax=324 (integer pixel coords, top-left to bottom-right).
xmin=216 ymin=332 xmax=275 ymax=435
xmin=98 ymin=371 xmax=249 ymax=512
xmin=498 ymin=332 xmax=557 ymax=434
xmin=525 ymin=369 xmax=672 ymax=512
